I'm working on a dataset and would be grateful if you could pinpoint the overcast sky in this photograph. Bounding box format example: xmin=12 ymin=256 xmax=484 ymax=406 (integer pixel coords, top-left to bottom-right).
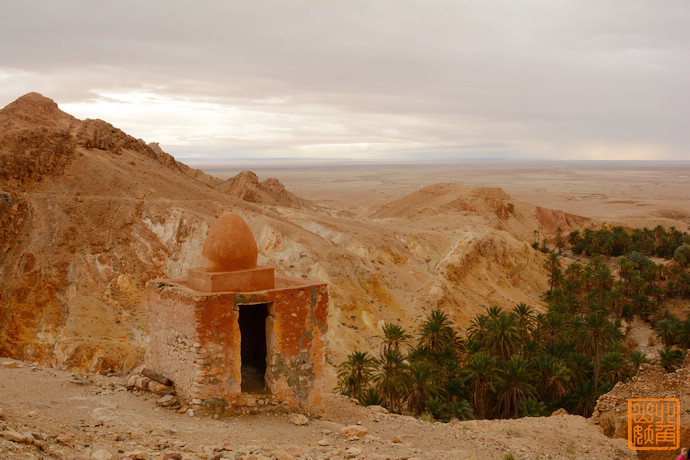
xmin=1 ymin=1 xmax=688 ymax=162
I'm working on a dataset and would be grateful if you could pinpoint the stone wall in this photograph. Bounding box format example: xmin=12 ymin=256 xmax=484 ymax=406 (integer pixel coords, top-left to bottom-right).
xmin=146 ymin=274 xmax=328 ymax=415
xmin=146 ymin=282 xmax=200 ymax=401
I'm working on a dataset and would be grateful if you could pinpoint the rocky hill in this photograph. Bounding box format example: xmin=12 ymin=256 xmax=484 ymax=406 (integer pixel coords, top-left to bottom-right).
xmin=0 ymin=92 xmax=590 ymax=379
xmin=217 ymin=170 xmax=314 ymax=209
xmin=371 ymin=182 xmax=588 ymax=242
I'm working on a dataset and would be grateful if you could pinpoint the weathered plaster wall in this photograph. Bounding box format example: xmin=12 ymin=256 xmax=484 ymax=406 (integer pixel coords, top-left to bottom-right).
xmin=191 ymin=293 xmax=241 ymax=403
xmin=146 ymin=274 xmax=328 ymax=414
xmin=146 ymin=282 xmax=200 ymax=401
xmin=267 ymin=282 xmax=328 ymax=411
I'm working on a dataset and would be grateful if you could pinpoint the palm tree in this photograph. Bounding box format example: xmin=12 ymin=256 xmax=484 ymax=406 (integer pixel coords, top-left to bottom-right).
xmin=435 ymin=345 xmax=463 ymax=382
xmin=467 ymin=314 xmax=490 ymax=346
xmin=533 ymin=352 xmax=570 ymax=402
xmin=375 ymin=348 xmax=408 ymax=413
xmin=600 ymin=351 xmax=629 ymax=385
xmin=462 ymin=351 xmax=497 ymax=419
xmin=425 ymin=396 xmax=449 ymax=421
xmin=359 ymin=388 xmax=384 ymax=407
xmin=565 ymin=352 xmax=593 ymax=387
xmin=581 ymin=263 xmax=594 ymax=294
xmin=563 ymin=262 xmax=584 ymax=298
xmin=485 ymin=305 xmax=503 ymax=319
xmin=608 ymin=286 xmax=624 ymax=319
xmin=590 ymin=257 xmax=614 ymax=304
xmin=512 ymin=303 xmax=535 ymax=341
xmin=548 ymin=268 xmax=564 ymax=293
xmin=405 ymin=361 xmax=440 ymax=416
xmin=496 ymin=355 xmax=536 ymax=419
xmin=486 ymin=311 xmax=521 ymax=359
xmin=417 ymin=309 xmax=456 ymax=354
xmin=379 ymin=322 xmax=411 ymax=354
xmin=677 ymin=316 xmax=690 ymax=349
xmin=545 ymin=252 xmax=562 ymax=290
xmin=518 ymin=398 xmax=548 ymax=417
xmin=629 ymin=350 xmax=649 ymax=371
xmin=576 ymin=312 xmax=622 ymax=400
xmin=337 ymin=351 xmax=377 ymax=401
xmin=566 ymin=382 xmax=595 ymax=417
xmin=657 ymin=347 xmax=686 ymax=372
xmin=654 ymin=315 xmax=680 ymax=347
xmin=449 ymin=399 xmax=475 ymax=421
xmin=540 ymin=311 xmax=564 ymax=348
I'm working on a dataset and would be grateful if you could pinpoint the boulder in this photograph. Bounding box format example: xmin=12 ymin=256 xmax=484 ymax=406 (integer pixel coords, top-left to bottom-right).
xmin=289 ymin=414 xmax=309 ymax=426
xmin=157 ymin=394 xmax=177 ymax=407
xmin=340 ymin=425 xmax=369 ymax=438
xmin=0 ymin=430 xmax=30 ymax=443
xmin=598 ymin=411 xmax=628 ymax=438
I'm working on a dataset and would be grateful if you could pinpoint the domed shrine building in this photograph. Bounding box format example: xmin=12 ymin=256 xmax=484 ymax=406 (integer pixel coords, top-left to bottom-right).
xmin=146 ymin=213 xmax=328 ymax=414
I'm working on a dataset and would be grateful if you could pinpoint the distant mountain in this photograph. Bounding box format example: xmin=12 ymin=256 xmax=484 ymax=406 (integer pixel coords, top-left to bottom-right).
xmin=0 ymin=92 xmax=220 ymax=188
xmin=217 ymin=170 xmax=315 ymax=209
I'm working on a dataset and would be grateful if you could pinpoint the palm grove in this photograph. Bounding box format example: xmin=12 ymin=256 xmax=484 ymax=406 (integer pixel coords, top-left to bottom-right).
xmin=337 ymin=225 xmax=690 ymax=422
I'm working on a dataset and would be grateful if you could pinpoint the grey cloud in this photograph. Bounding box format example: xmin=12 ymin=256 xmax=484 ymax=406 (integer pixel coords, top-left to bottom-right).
xmin=1 ymin=0 xmax=688 ymax=160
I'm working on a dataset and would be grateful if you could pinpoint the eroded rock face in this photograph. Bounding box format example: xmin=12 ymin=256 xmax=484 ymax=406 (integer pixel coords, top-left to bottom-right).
xmin=0 ymin=93 xmax=232 ymax=373
xmin=0 ymin=130 xmax=76 ymax=186
xmin=201 ymin=213 xmax=258 ymax=271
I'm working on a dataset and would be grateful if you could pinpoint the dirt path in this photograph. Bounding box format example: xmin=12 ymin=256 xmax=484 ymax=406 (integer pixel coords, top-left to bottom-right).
xmin=0 ymin=359 xmax=633 ymax=459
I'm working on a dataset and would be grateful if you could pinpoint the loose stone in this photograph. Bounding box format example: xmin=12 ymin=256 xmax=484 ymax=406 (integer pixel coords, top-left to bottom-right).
xmin=340 ymin=425 xmax=369 ymax=438
xmin=157 ymin=394 xmax=177 ymax=407
xmin=289 ymin=414 xmax=309 ymax=426
xmin=1 ymin=430 xmax=30 ymax=443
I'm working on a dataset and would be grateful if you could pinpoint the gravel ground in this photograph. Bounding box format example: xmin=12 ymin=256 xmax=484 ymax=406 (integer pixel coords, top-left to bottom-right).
xmin=0 ymin=359 xmax=634 ymax=459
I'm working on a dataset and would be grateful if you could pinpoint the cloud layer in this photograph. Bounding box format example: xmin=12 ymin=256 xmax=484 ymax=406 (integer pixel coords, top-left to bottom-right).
xmin=1 ymin=1 xmax=688 ymax=161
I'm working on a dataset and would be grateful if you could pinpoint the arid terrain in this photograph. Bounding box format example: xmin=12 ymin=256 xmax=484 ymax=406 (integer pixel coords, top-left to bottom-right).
xmin=0 ymin=357 xmax=633 ymax=459
xmin=1 ymin=93 xmax=689 ymax=458
xmin=202 ymin=160 xmax=690 ymax=224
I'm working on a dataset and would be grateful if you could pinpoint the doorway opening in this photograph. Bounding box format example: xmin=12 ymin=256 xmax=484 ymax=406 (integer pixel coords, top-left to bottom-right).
xmin=238 ymin=303 xmax=269 ymax=393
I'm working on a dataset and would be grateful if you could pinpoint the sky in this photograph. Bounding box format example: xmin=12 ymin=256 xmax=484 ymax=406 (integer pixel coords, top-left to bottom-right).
xmin=1 ymin=1 xmax=688 ymax=162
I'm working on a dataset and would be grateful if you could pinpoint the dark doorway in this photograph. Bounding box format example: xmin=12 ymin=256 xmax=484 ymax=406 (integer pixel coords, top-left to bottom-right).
xmin=238 ymin=303 xmax=269 ymax=393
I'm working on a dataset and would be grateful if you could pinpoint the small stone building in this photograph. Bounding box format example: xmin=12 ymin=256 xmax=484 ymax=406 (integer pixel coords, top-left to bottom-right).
xmin=146 ymin=213 xmax=328 ymax=414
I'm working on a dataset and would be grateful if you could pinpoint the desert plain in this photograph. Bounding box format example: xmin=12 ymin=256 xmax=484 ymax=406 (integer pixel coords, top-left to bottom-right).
xmin=203 ymin=160 xmax=690 ymax=227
